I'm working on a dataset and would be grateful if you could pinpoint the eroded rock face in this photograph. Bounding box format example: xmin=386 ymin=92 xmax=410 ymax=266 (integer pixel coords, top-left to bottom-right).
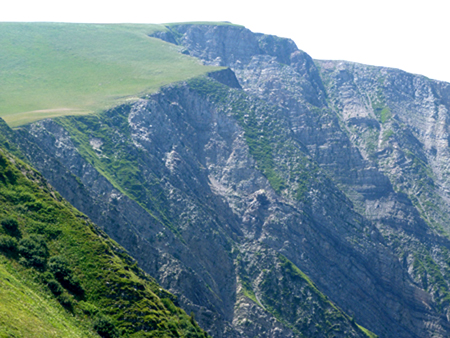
xmin=7 ymin=23 xmax=450 ymax=338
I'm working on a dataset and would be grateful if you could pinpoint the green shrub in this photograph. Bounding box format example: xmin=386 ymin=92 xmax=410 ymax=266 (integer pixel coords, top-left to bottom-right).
xmin=4 ymin=168 xmax=17 ymax=184
xmin=47 ymin=279 xmax=64 ymax=296
xmin=0 ymin=153 xmax=6 ymax=167
xmin=93 ymin=314 xmax=120 ymax=338
xmin=28 ymin=220 xmax=61 ymax=239
xmin=18 ymin=234 xmax=48 ymax=270
xmin=40 ymin=271 xmax=53 ymax=282
xmin=79 ymin=301 xmax=99 ymax=316
xmin=1 ymin=217 xmax=20 ymax=237
xmin=0 ymin=234 xmax=18 ymax=255
xmin=48 ymin=255 xmax=84 ymax=297
xmin=48 ymin=255 xmax=70 ymax=278
xmin=57 ymin=292 xmax=74 ymax=311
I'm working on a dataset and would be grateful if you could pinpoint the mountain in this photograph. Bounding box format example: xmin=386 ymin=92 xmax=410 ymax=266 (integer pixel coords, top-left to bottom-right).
xmin=2 ymin=22 xmax=450 ymax=338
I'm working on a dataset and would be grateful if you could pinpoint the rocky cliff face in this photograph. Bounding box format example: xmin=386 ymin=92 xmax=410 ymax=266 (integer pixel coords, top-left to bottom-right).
xmin=7 ymin=23 xmax=450 ymax=337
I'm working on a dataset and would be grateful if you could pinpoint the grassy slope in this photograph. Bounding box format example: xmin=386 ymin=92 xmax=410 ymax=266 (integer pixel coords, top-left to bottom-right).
xmin=0 ymin=144 xmax=208 ymax=337
xmin=0 ymin=22 xmax=219 ymax=127
xmin=0 ymin=258 xmax=97 ymax=338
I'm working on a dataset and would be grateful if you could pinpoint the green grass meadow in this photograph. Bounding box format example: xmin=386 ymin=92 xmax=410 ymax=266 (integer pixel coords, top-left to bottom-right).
xmin=0 ymin=22 xmax=219 ymax=127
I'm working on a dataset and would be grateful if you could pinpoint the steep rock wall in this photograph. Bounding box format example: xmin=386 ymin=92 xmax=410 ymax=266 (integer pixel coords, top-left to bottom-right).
xmin=154 ymin=24 xmax=450 ymax=337
xmin=6 ymin=23 xmax=450 ymax=338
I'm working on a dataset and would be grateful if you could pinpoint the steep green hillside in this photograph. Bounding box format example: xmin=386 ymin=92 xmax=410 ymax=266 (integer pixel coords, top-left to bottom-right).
xmin=0 ymin=22 xmax=219 ymax=127
xmin=0 ymin=145 xmax=208 ymax=337
xmin=0 ymin=258 xmax=98 ymax=338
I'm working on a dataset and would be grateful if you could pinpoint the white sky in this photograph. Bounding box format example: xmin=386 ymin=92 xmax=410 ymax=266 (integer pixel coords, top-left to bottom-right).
xmin=2 ymin=0 xmax=449 ymax=83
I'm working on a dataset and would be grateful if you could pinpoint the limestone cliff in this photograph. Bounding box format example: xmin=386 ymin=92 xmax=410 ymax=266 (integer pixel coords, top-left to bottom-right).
xmin=6 ymin=23 xmax=450 ymax=337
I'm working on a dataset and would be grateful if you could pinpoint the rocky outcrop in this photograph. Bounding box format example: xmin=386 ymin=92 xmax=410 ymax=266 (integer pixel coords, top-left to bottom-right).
xmin=207 ymin=68 xmax=242 ymax=89
xmin=7 ymin=23 xmax=450 ymax=338
xmin=156 ymin=24 xmax=450 ymax=336
xmin=317 ymin=60 xmax=450 ymax=322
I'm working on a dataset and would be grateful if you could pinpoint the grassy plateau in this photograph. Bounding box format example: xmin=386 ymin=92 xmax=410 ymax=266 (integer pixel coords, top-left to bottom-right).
xmin=0 ymin=22 xmax=219 ymax=127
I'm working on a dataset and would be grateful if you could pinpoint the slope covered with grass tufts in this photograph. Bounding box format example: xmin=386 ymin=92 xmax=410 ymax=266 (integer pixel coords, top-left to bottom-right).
xmin=0 ymin=140 xmax=209 ymax=337
xmin=0 ymin=22 xmax=219 ymax=127
xmin=0 ymin=258 xmax=98 ymax=338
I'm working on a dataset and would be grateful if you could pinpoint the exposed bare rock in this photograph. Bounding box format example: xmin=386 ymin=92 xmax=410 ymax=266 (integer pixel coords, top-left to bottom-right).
xmin=6 ymin=23 xmax=450 ymax=338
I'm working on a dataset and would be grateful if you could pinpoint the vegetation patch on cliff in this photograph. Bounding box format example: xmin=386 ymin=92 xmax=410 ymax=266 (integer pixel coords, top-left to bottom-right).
xmin=55 ymin=108 xmax=182 ymax=239
xmin=235 ymin=247 xmax=377 ymax=338
xmin=187 ymin=76 xmax=321 ymax=200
